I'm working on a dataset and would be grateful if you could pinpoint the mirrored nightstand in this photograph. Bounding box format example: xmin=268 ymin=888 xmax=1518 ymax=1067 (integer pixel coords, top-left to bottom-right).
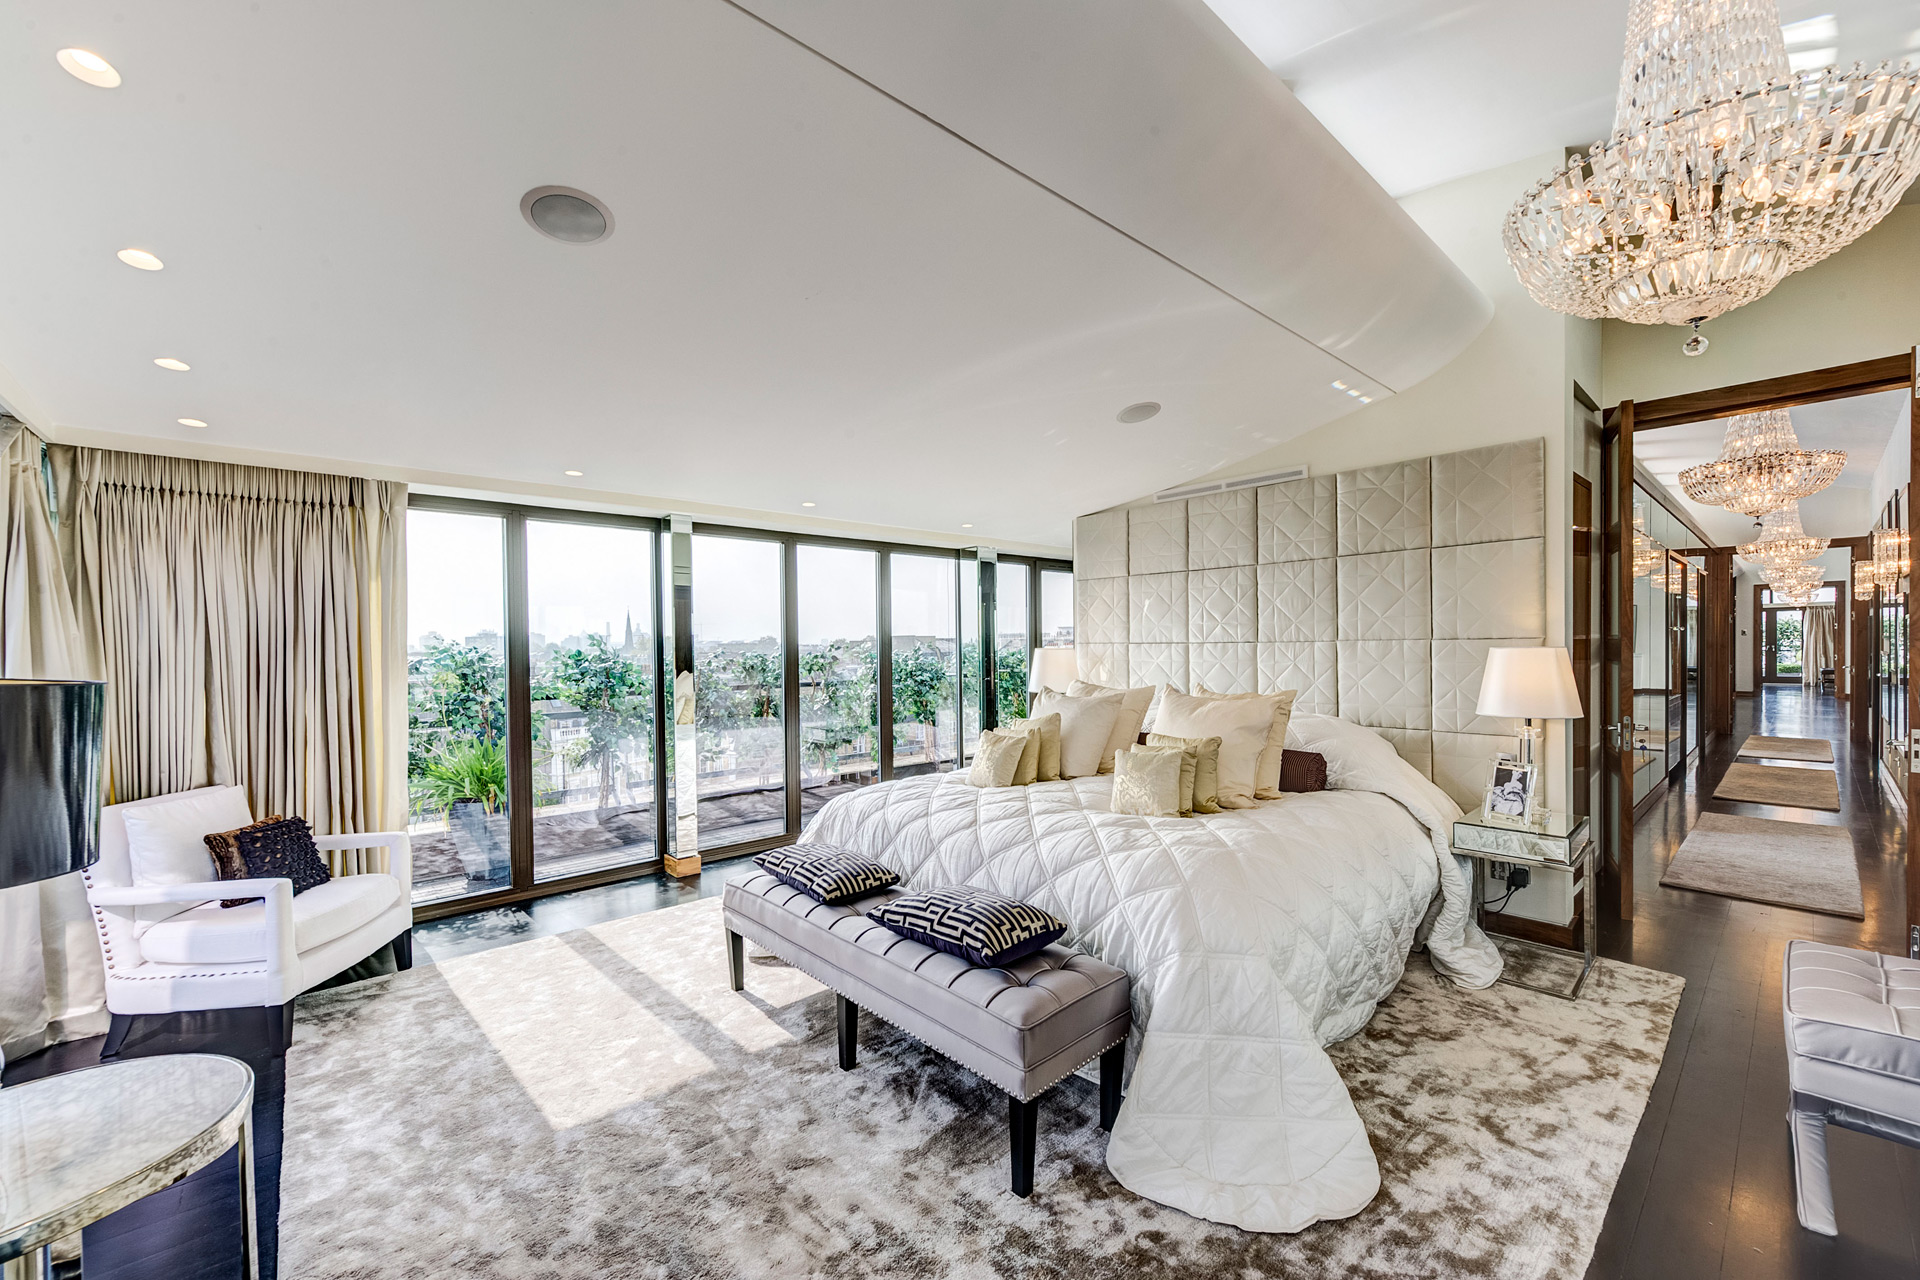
xmin=1452 ymin=806 xmax=1595 ymax=1000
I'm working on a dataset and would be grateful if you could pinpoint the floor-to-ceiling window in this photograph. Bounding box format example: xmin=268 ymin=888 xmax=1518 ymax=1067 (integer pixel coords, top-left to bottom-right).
xmin=692 ymin=533 xmax=789 ymax=850
xmin=407 ymin=499 xmax=1069 ymax=916
xmin=797 ymin=544 xmax=879 ymax=816
xmin=406 ymin=508 xmax=513 ymax=907
xmin=891 ymin=553 xmax=961 ymax=777
xmin=526 ymin=519 xmax=658 ymax=883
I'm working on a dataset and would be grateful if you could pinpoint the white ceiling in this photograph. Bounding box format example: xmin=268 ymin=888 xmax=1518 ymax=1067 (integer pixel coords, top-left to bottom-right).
xmin=1202 ymin=0 xmax=1920 ymax=195
xmin=1636 ymin=389 xmax=1907 ymax=545
xmin=0 ymin=0 xmax=1488 ymax=552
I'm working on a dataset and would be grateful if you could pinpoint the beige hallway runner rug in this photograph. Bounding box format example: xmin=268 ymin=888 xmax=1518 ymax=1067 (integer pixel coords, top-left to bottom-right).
xmin=1659 ymin=812 xmax=1863 ymax=918
xmin=1735 ymin=735 xmax=1835 ymax=764
xmin=1712 ymin=761 xmax=1842 ymax=811
xmin=278 ymin=895 xmax=1683 ymax=1280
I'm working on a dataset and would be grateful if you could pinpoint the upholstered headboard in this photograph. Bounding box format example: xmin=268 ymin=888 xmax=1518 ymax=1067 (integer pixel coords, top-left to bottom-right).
xmin=1072 ymin=439 xmax=1546 ymax=809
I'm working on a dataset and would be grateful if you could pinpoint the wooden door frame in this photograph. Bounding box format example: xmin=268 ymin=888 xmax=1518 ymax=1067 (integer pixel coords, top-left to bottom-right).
xmin=1617 ymin=347 xmax=1919 ymax=958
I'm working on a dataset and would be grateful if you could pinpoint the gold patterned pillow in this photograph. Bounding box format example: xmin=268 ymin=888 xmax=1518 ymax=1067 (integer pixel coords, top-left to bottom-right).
xmin=1000 ymin=713 xmax=1061 ymax=782
xmin=1109 ymin=745 xmax=1184 ymax=817
xmin=968 ymin=727 xmax=1033 ymax=788
xmin=1146 ymin=733 xmax=1223 ymax=814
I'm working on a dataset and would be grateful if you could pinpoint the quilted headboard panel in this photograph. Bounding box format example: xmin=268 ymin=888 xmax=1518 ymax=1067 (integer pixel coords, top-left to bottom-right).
xmin=1073 ymin=439 xmax=1546 ymax=808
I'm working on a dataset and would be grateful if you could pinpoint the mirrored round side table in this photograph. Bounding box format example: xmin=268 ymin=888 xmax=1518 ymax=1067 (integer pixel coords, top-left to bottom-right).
xmin=0 ymin=1054 xmax=257 ymax=1280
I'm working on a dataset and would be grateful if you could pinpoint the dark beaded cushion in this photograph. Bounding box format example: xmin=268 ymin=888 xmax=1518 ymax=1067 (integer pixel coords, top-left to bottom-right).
xmin=755 ymin=844 xmax=900 ymax=905
xmin=1279 ymin=749 xmax=1328 ymax=793
xmin=867 ymin=887 xmax=1066 ymax=969
xmin=209 ymin=816 xmax=332 ymax=908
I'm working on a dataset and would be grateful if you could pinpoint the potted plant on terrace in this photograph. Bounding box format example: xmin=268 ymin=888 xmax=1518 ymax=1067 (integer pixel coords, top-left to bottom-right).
xmin=417 ymin=738 xmax=510 ymax=883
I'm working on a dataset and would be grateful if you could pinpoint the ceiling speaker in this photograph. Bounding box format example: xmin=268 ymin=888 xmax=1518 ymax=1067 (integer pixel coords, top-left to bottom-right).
xmin=521 ymin=186 xmax=613 ymax=245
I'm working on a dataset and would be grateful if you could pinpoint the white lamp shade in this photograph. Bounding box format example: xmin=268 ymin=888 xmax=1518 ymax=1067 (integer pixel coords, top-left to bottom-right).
xmin=1475 ymin=646 xmax=1583 ymax=720
xmin=1029 ymin=647 xmax=1079 ymax=693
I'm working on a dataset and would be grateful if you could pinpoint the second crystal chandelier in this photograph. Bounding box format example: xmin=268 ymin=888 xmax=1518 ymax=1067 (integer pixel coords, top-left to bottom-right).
xmin=1503 ymin=0 xmax=1920 ymax=340
xmin=1678 ymin=409 xmax=1845 ymax=518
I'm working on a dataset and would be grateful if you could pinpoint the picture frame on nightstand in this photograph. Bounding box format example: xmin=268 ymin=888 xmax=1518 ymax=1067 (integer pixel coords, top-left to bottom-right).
xmin=1483 ymin=759 xmax=1535 ymax=823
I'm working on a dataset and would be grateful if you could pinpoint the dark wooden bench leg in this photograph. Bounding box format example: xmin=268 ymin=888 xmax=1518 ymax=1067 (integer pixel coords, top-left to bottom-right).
xmin=837 ymin=994 xmax=858 ymax=1070
xmin=1009 ymin=1095 xmax=1039 ymax=1197
xmin=726 ymin=928 xmax=744 ymax=992
xmin=1099 ymin=1042 xmax=1124 ymax=1131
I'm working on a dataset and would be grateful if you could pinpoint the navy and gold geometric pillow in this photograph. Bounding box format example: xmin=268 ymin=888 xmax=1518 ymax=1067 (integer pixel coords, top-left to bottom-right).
xmin=866 ymin=887 xmax=1066 ymax=968
xmin=755 ymin=844 xmax=900 ymax=905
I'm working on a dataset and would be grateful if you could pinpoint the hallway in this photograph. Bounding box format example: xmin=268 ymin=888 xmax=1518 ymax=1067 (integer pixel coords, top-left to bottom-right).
xmin=1589 ymin=686 xmax=1919 ymax=1278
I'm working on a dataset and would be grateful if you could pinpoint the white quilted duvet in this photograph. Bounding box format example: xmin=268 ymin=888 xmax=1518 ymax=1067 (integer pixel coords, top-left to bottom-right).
xmin=802 ymin=714 xmax=1502 ymax=1233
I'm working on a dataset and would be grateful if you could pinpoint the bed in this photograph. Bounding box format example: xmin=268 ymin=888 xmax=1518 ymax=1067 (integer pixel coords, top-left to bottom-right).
xmin=801 ymin=713 xmax=1502 ymax=1233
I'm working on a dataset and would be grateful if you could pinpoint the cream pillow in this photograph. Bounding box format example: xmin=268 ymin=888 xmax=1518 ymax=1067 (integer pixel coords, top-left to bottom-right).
xmin=1033 ymin=690 xmax=1124 ymax=779
xmin=1068 ymin=679 xmax=1154 ymax=773
xmin=968 ymin=727 xmax=1031 ymax=788
xmin=121 ymin=787 xmax=257 ymax=935
xmin=1109 ymin=745 xmax=1184 ymax=817
xmin=1000 ymin=713 xmax=1061 ymax=782
xmin=1146 ymin=732 xmax=1221 ymax=814
xmin=1150 ymin=689 xmax=1276 ymax=808
xmin=1194 ymin=685 xmax=1298 ymax=799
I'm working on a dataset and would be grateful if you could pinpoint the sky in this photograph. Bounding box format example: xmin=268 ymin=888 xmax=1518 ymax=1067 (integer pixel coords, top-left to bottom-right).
xmin=407 ymin=510 xmax=1067 ymax=650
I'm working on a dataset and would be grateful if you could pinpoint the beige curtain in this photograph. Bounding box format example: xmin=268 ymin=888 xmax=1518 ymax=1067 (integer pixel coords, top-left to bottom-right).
xmin=1802 ymin=604 xmax=1836 ymax=690
xmin=0 ymin=418 xmax=106 ymax=1061
xmin=59 ymin=447 xmax=409 ymax=833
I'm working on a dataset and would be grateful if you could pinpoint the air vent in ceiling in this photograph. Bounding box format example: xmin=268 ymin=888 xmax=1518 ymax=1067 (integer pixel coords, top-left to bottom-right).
xmin=1153 ymin=465 xmax=1308 ymax=503
xmin=521 ymin=186 xmax=614 ymax=244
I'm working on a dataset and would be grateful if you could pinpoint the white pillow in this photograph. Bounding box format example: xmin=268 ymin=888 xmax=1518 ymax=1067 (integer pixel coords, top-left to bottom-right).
xmin=1193 ymin=684 xmax=1298 ymax=798
xmin=1068 ymin=679 xmax=1154 ymax=773
xmin=1149 ymin=689 xmax=1276 ymax=808
xmin=120 ymin=787 xmax=256 ymax=935
xmin=1033 ymin=690 xmax=1124 ymax=779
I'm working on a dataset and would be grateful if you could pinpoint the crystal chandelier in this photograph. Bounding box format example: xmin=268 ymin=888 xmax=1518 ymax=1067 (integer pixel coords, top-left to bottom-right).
xmin=1854 ymin=559 xmax=1877 ymax=601
xmin=1766 ymin=561 xmax=1823 ymax=600
xmin=1503 ymin=0 xmax=1920 ymax=341
xmin=1737 ymin=501 xmax=1828 ymax=568
xmin=1632 ymin=505 xmax=1665 ymax=577
xmin=1871 ymin=524 xmax=1911 ymax=597
xmin=1678 ymin=409 xmax=1845 ymax=517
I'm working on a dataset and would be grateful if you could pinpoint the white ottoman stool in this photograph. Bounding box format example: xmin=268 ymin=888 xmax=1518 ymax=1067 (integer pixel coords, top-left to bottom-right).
xmin=1782 ymin=940 xmax=1920 ymax=1235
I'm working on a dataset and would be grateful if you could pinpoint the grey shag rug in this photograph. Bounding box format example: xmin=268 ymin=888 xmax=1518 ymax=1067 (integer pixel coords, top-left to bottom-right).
xmin=280 ymin=896 xmax=1683 ymax=1280
xmin=1736 ymin=734 xmax=1834 ymax=764
xmin=1712 ymin=760 xmax=1841 ymax=810
xmin=1661 ymin=811 xmax=1863 ymax=918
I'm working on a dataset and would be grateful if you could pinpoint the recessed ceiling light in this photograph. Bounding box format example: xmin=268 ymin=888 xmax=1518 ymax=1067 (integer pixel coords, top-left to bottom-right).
xmin=177 ymin=418 xmax=207 ymax=428
xmin=962 ymin=523 xmax=974 ymax=529
xmin=56 ymin=48 xmax=120 ymax=88
xmin=521 ymin=186 xmax=614 ymax=244
xmin=801 ymin=501 xmax=816 ymax=508
xmin=563 ymin=470 xmax=584 ymax=477
xmin=1116 ymin=401 xmax=1161 ymax=424
xmin=153 ymin=357 xmax=190 ymax=371
xmin=117 ymin=248 xmax=164 ymax=271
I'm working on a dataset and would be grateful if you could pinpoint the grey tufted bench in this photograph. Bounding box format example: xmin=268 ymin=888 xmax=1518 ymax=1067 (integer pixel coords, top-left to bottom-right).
xmin=1783 ymin=940 xmax=1920 ymax=1234
xmin=723 ymin=870 xmax=1131 ymax=1197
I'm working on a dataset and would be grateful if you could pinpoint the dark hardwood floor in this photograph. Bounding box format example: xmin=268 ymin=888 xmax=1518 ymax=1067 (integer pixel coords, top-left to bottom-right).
xmin=1585 ymin=685 xmax=1920 ymax=1280
xmin=10 ymin=694 xmax=1914 ymax=1278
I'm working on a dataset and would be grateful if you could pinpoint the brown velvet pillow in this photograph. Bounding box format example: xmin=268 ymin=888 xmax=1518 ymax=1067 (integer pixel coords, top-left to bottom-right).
xmin=1278 ymin=750 xmax=1327 ymax=794
xmin=205 ymin=815 xmax=290 ymax=908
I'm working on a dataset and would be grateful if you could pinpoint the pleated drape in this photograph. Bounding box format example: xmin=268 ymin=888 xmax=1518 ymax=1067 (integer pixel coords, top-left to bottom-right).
xmin=60 ymin=448 xmax=409 ymax=835
xmin=0 ymin=418 xmax=106 ymax=1061
xmin=1802 ymin=604 xmax=1836 ymax=690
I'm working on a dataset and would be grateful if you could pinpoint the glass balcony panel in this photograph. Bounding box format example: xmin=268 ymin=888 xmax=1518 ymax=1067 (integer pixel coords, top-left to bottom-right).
xmin=798 ymin=544 xmax=879 ymax=822
xmin=693 ymin=534 xmax=788 ymax=850
xmin=891 ymin=553 xmax=959 ymax=777
xmin=997 ymin=562 xmax=1031 ymax=720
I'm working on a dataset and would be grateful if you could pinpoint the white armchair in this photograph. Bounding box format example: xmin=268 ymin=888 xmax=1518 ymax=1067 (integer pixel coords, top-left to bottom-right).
xmin=83 ymin=785 xmax=413 ymax=1058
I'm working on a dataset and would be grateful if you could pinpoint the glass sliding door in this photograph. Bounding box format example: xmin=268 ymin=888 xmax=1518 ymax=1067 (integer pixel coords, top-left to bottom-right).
xmin=891 ymin=553 xmax=960 ymax=777
xmin=797 ymin=544 xmax=879 ymax=819
xmin=996 ymin=561 xmax=1031 ymax=719
xmin=526 ymin=520 xmax=658 ymax=883
xmin=692 ymin=534 xmax=789 ymax=849
xmin=406 ymin=508 xmax=512 ymax=907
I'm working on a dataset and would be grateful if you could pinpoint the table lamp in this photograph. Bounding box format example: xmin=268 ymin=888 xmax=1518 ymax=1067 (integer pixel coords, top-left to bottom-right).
xmin=0 ymin=679 xmax=106 ymax=1079
xmin=1028 ymin=647 xmax=1079 ymax=696
xmin=1475 ymin=648 xmax=1582 ymax=819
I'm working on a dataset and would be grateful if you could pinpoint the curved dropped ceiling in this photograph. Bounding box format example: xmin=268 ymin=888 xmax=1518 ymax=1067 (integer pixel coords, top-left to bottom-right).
xmin=1 ymin=0 xmax=1486 ymax=551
